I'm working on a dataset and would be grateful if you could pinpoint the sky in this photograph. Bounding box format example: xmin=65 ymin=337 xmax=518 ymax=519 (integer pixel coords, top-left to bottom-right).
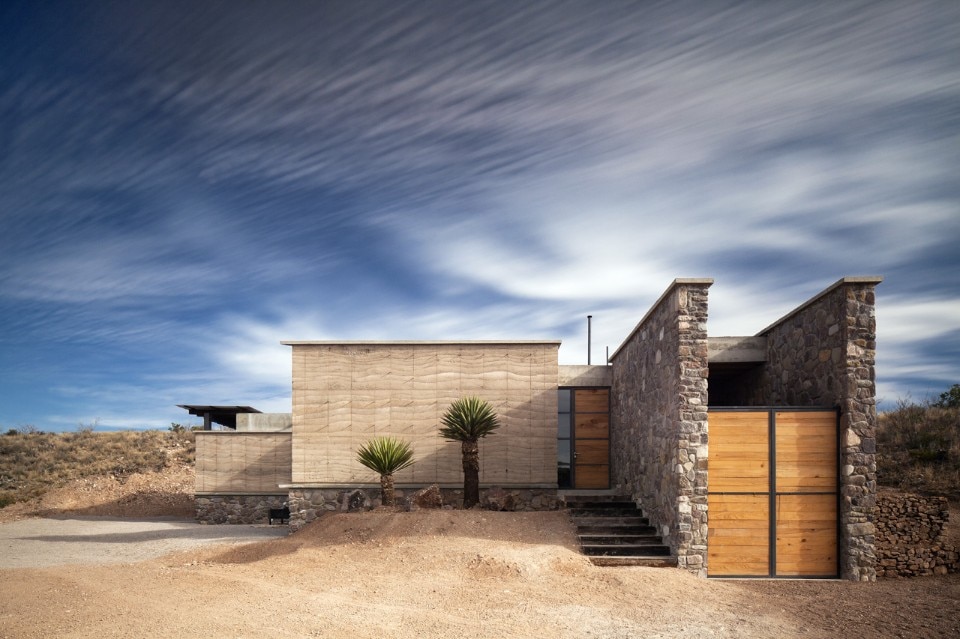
xmin=1 ymin=1 xmax=958 ymax=431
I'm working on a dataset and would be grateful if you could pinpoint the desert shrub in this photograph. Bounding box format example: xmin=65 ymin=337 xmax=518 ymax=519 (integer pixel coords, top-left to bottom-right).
xmin=877 ymin=390 xmax=960 ymax=499
xmin=935 ymin=383 xmax=960 ymax=409
xmin=0 ymin=429 xmax=196 ymax=506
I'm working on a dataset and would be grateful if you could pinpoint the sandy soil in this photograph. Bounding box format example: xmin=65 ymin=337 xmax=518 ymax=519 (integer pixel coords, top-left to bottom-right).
xmin=2 ymin=509 xmax=959 ymax=639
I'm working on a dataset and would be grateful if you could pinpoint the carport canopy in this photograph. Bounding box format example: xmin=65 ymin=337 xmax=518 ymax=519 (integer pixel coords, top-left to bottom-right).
xmin=177 ymin=405 xmax=261 ymax=430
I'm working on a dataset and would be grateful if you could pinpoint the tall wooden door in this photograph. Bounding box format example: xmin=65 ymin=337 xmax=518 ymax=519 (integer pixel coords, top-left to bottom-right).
xmin=707 ymin=409 xmax=838 ymax=577
xmin=572 ymin=389 xmax=609 ymax=489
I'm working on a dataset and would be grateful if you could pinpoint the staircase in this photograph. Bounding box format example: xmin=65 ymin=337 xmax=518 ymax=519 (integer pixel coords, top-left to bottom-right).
xmin=565 ymin=495 xmax=677 ymax=567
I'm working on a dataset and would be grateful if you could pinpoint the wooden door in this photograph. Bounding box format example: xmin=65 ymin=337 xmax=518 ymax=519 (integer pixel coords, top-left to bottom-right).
xmin=707 ymin=409 xmax=838 ymax=577
xmin=573 ymin=389 xmax=609 ymax=489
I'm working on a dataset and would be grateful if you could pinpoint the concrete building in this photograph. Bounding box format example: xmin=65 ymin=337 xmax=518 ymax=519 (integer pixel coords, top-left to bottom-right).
xmin=192 ymin=276 xmax=882 ymax=580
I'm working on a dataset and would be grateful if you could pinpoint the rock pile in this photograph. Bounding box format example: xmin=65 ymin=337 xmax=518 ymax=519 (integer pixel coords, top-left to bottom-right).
xmin=876 ymin=492 xmax=960 ymax=577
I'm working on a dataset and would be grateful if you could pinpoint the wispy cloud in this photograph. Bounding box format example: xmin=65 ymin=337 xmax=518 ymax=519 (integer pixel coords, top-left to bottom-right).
xmin=0 ymin=1 xmax=957 ymax=428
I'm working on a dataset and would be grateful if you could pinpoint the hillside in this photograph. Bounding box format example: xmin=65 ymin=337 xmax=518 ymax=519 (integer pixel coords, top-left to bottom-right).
xmin=0 ymin=429 xmax=195 ymax=522
xmin=877 ymin=394 xmax=960 ymax=501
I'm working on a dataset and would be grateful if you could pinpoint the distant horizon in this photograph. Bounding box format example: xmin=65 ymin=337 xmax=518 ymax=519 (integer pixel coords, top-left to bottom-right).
xmin=2 ymin=1 xmax=957 ymax=432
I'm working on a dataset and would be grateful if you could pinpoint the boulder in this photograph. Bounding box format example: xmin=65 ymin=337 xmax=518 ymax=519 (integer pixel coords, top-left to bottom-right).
xmin=483 ymin=487 xmax=516 ymax=511
xmin=408 ymin=484 xmax=443 ymax=510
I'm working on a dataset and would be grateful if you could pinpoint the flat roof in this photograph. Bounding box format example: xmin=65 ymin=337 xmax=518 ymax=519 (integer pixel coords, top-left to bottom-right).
xmin=177 ymin=405 xmax=262 ymax=430
xmin=177 ymin=405 xmax=262 ymax=414
xmin=281 ymin=340 xmax=562 ymax=346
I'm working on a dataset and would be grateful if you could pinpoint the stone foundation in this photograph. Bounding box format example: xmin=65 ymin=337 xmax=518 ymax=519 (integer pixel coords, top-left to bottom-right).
xmin=196 ymin=494 xmax=288 ymax=524
xmin=876 ymin=492 xmax=959 ymax=578
xmin=287 ymin=486 xmax=561 ymax=532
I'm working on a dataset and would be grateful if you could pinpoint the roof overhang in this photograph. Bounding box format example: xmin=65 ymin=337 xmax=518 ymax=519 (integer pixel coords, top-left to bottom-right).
xmin=177 ymin=405 xmax=261 ymax=430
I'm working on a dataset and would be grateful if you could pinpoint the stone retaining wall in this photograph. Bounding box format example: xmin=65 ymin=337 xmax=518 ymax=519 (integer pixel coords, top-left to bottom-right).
xmin=196 ymin=494 xmax=288 ymax=524
xmin=287 ymin=486 xmax=561 ymax=532
xmin=876 ymin=493 xmax=959 ymax=578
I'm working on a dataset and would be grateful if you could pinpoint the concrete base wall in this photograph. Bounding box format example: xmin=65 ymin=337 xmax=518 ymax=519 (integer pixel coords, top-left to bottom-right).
xmin=196 ymin=494 xmax=288 ymax=524
xmin=236 ymin=413 xmax=292 ymax=431
xmin=287 ymin=486 xmax=561 ymax=532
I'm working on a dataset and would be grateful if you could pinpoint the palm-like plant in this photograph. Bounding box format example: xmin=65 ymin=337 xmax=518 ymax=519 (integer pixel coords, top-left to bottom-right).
xmin=356 ymin=436 xmax=415 ymax=507
xmin=439 ymin=396 xmax=501 ymax=508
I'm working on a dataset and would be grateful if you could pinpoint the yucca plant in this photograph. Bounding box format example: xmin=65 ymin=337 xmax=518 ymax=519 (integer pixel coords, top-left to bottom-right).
xmin=439 ymin=396 xmax=501 ymax=508
xmin=356 ymin=436 xmax=415 ymax=506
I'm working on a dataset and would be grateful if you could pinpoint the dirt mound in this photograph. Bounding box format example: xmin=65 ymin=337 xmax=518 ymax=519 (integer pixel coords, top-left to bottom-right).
xmin=2 ymin=509 xmax=960 ymax=638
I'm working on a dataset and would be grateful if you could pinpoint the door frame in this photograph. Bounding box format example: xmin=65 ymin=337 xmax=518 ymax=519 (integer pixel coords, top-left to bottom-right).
xmin=558 ymin=386 xmax=611 ymax=490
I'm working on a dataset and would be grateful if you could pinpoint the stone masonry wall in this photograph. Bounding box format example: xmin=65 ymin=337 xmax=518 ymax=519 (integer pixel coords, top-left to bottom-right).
xmin=742 ymin=277 xmax=882 ymax=581
xmin=876 ymin=492 xmax=960 ymax=578
xmin=287 ymin=486 xmax=561 ymax=532
xmin=610 ymin=279 xmax=712 ymax=576
xmin=196 ymin=494 xmax=289 ymax=524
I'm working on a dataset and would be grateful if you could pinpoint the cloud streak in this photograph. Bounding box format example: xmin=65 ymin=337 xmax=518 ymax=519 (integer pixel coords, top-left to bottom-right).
xmin=0 ymin=1 xmax=957 ymax=428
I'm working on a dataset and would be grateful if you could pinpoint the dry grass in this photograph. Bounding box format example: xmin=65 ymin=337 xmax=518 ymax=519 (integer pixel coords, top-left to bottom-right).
xmin=0 ymin=429 xmax=194 ymax=508
xmin=877 ymin=400 xmax=960 ymax=500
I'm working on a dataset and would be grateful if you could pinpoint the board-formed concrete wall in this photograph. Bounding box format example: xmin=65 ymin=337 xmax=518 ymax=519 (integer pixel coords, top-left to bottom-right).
xmin=284 ymin=341 xmax=560 ymax=487
xmin=609 ymin=279 xmax=712 ymax=576
xmin=195 ymin=431 xmax=292 ymax=494
xmin=739 ymin=276 xmax=883 ymax=581
xmin=236 ymin=413 xmax=292 ymax=432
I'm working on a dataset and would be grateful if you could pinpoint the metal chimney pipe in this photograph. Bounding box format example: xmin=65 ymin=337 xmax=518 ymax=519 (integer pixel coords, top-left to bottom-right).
xmin=587 ymin=315 xmax=592 ymax=365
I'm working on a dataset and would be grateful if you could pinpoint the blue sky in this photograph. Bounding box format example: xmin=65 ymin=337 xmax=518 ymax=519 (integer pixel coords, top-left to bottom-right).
xmin=1 ymin=1 xmax=958 ymax=431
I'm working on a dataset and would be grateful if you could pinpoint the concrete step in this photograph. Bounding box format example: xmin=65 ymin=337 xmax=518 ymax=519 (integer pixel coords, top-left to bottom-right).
xmin=572 ymin=516 xmax=650 ymax=527
xmin=589 ymin=556 xmax=679 ymax=568
xmin=576 ymin=525 xmax=658 ymax=537
xmin=564 ymin=495 xmax=635 ymax=506
xmin=578 ymin=533 xmax=663 ymax=545
xmin=581 ymin=543 xmax=672 ymax=557
xmin=569 ymin=507 xmax=643 ymax=517
xmin=567 ymin=496 xmax=675 ymax=568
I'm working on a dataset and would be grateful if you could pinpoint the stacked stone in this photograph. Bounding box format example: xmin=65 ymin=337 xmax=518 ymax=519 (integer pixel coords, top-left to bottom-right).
xmin=195 ymin=495 xmax=288 ymax=524
xmin=609 ymin=279 xmax=712 ymax=576
xmin=286 ymin=486 xmax=561 ymax=532
xmin=875 ymin=493 xmax=959 ymax=578
xmin=749 ymin=278 xmax=881 ymax=581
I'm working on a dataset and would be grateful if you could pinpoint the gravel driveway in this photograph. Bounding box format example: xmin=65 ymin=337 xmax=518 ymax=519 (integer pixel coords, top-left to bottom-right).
xmin=0 ymin=516 xmax=288 ymax=568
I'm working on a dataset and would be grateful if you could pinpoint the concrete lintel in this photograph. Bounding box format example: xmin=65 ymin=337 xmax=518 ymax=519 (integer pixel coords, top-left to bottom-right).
xmin=281 ymin=340 xmax=562 ymax=346
xmin=559 ymin=365 xmax=612 ymax=387
xmin=708 ymin=336 xmax=767 ymax=363
xmin=610 ymin=278 xmax=714 ymax=361
xmin=757 ymin=276 xmax=883 ymax=336
xmin=280 ymin=483 xmax=558 ymax=490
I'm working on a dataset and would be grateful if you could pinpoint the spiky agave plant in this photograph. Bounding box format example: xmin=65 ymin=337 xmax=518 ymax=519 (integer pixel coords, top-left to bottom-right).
xmin=439 ymin=396 xmax=501 ymax=508
xmin=356 ymin=436 xmax=415 ymax=507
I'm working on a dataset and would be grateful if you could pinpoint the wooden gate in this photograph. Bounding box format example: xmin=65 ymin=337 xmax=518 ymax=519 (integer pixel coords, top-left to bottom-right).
xmin=707 ymin=408 xmax=839 ymax=578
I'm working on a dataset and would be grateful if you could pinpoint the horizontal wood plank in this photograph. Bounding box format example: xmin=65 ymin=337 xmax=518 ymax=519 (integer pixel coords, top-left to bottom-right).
xmin=574 ymin=389 xmax=609 ymax=413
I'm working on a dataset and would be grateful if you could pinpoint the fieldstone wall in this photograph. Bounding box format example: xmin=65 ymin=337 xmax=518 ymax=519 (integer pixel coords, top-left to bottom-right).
xmin=287 ymin=486 xmax=561 ymax=532
xmin=609 ymin=279 xmax=712 ymax=576
xmin=876 ymin=493 xmax=960 ymax=578
xmin=739 ymin=277 xmax=882 ymax=581
xmin=196 ymin=494 xmax=288 ymax=524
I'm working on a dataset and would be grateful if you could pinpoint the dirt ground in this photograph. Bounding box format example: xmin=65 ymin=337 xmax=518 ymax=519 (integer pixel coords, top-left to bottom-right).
xmin=1 ymin=509 xmax=959 ymax=639
xmin=1 ymin=474 xmax=958 ymax=638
